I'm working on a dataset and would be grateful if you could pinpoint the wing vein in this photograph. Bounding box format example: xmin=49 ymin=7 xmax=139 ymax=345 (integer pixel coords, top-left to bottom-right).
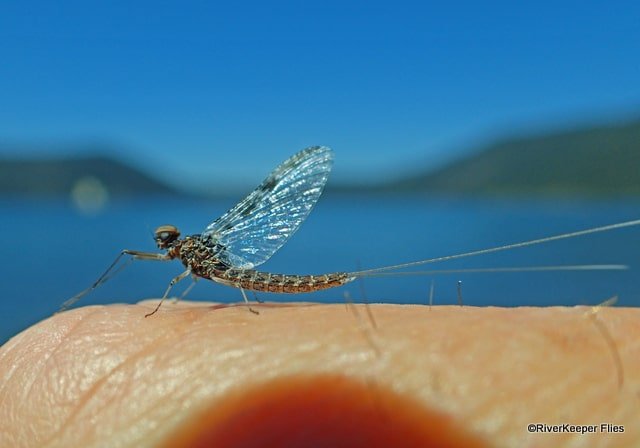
xmin=201 ymin=146 xmax=333 ymax=269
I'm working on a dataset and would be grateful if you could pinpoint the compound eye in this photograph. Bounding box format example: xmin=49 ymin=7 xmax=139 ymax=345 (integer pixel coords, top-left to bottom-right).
xmin=154 ymin=225 xmax=180 ymax=247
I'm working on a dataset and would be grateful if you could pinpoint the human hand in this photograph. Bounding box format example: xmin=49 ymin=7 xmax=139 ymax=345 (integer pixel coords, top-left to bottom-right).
xmin=1 ymin=302 xmax=637 ymax=447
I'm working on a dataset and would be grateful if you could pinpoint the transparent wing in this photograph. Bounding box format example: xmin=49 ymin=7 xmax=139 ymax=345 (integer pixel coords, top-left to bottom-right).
xmin=202 ymin=146 xmax=333 ymax=269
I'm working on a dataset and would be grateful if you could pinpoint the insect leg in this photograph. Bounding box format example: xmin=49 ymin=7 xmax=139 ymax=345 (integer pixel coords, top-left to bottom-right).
xmin=124 ymin=249 xmax=172 ymax=261
xmin=145 ymin=269 xmax=191 ymax=318
xmin=172 ymin=274 xmax=198 ymax=303
xmin=59 ymin=250 xmax=171 ymax=312
xmin=429 ymin=280 xmax=435 ymax=309
xmin=252 ymin=291 xmax=264 ymax=304
xmin=240 ymin=288 xmax=259 ymax=315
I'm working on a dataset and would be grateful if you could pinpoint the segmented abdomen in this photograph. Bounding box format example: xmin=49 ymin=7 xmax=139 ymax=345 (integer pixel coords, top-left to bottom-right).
xmin=213 ymin=269 xmax=355 ymax=293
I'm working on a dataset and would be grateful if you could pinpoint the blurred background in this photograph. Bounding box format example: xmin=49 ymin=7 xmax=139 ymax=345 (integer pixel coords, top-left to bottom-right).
xmin=1 ymin=1 xmax=640 ymax=344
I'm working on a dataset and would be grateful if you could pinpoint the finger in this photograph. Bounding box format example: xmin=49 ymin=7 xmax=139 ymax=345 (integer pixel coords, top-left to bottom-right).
xmin=0 ymin=302 xmax=637 ymax=447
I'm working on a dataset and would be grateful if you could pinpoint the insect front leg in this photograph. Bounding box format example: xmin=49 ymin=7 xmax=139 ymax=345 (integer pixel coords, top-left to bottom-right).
xmin=59 ymin=250 xmax=171 ymax=312
xmin=124 ymin=249 xmax=172 ymax=261
xmin=145 ymin=269 xmax=192 ymax=318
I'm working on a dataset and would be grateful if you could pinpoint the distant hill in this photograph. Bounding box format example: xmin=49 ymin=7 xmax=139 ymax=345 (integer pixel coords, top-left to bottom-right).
xmin=0 ymin=154 xmax=180 ymax=197
xmin=386 ymin=119 xmax=640 ymax=197
xmin=3 ymin=119 xmax=640 ymax=199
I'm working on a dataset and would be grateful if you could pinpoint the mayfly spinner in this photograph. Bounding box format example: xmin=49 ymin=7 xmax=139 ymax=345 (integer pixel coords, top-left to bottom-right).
xmin=62 ymin=146 xmax=640 ymax=316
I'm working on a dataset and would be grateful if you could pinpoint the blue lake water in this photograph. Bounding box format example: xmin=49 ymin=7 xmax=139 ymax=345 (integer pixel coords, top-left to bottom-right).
xmin=2 ymin=194 xmax=639 ymax=344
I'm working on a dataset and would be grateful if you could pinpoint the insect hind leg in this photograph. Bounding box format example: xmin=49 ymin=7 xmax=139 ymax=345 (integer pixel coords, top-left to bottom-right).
xmin=252 ymin=291 xmax=264 ymax=304
xmin=240 ymin=288 xmax=259 ymax=315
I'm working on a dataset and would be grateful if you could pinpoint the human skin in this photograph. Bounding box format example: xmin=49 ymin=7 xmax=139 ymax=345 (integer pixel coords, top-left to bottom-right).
xmin=0 ymin=301 xmax=638 ymax=447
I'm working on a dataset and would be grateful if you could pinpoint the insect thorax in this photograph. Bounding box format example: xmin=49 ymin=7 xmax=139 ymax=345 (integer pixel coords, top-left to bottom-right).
xmin=172 ymin=235 xmax=229 ymax=278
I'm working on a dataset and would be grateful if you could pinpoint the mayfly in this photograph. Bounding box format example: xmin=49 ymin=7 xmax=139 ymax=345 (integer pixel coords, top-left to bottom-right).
xmin=62 ymin=146 xmax=640 ymax=316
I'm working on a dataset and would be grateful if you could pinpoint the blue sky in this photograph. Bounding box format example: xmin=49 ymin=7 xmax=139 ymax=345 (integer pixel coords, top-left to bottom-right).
xmin=1 ymin=1 xmax=639 ymax=191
